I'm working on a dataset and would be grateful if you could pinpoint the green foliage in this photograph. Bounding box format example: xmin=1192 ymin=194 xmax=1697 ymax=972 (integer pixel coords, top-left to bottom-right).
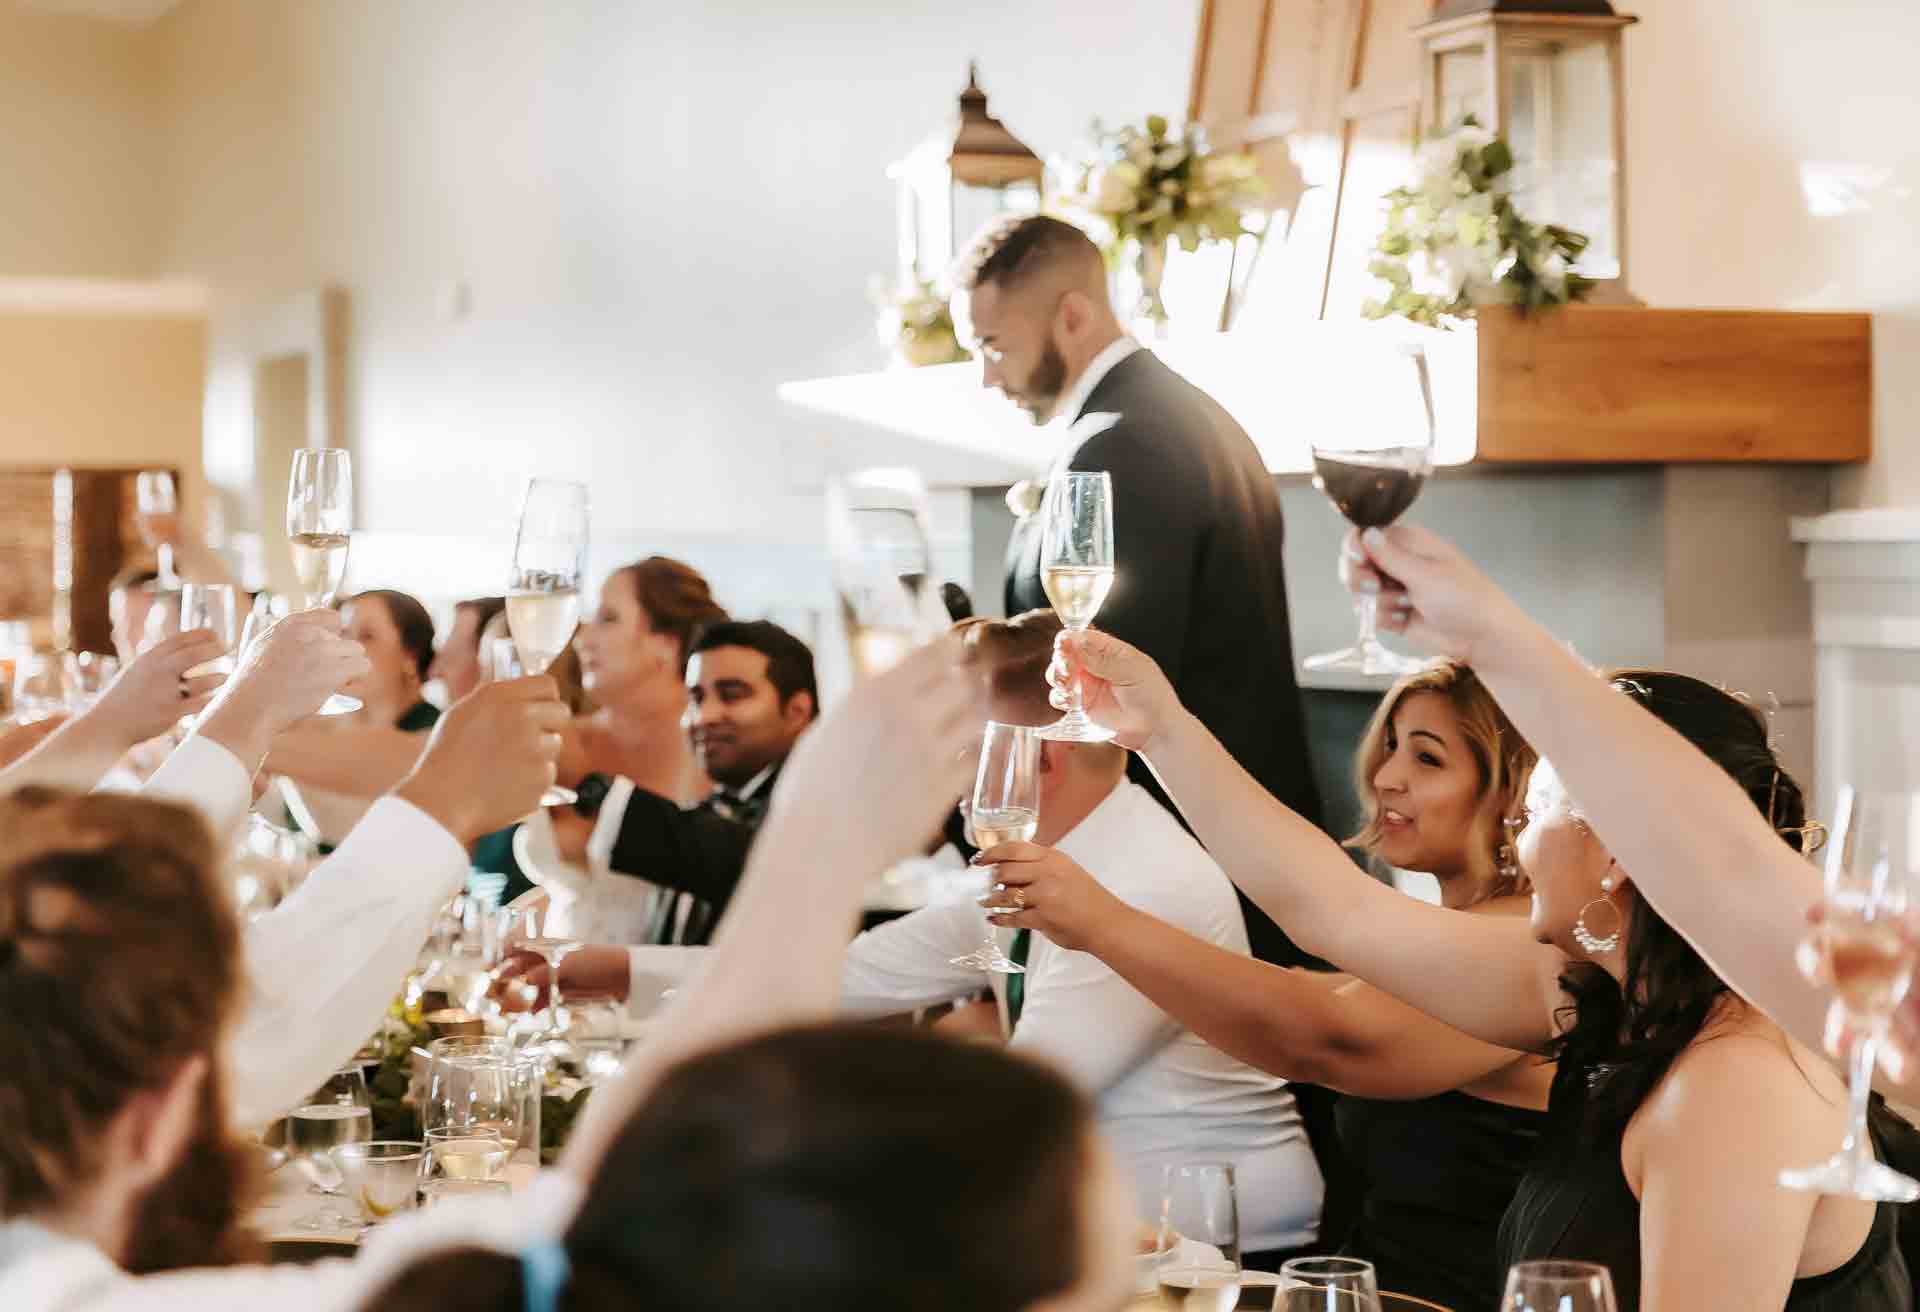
xmin=1053 ymin=116 xmax=1266 ymax=262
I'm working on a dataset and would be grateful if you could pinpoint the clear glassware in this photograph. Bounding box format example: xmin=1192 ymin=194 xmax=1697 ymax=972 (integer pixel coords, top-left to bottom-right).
xmin=285 ymin=448 xmax=360 ymax=715
xmin=504 ymin=903 xmax=584 ymax=1068
xmin=180 ymin=583 xmax=241 ymax=675
xmin=135 ymin=470 xmax=178 ymax=590
xmin=11 ymin=654 xmax=68 ymax=724
xmin=1302 ymin=340 xmax=1436 ymax=677
xmin=139 ymin=590 xmax=182 ymax=654
xmin=423 ymin=1037 xmax=525 ymax=1150
xmin=1038 ymin=471 xmax=1116 ymax=743
xmin=420 ymin=1178 xmax=513 ymax=1208
xmin=1277 ymin=1257 xmax=1383 ymax=1310
xmin=331 ymin=1140 xmax=422 ymax=1229
xmin=826 ymin=468 xmax=942 ymax=680
xmin=507 ymin=478 xmax=588 ymax=806
xmin=1781 ymin=786 xmax=1920 ymax=1201
xmin=1500 ymin=1260 xmax=1618 ymax=1312
xmin=422 ymin=1124 xmax=510 ymax=1183
xmin=950 ymin=721 xmax=1040 ymax=975
xmin=61 ymin=651 xmax=118 ymax=710
xmin=286 ymin=1065 xmax=373 ymax=1231
xmin=1158 ymin=1163 xmax=1243 ymax=1311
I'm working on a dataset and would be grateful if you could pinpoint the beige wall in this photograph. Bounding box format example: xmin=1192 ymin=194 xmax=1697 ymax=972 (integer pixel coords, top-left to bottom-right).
xmin=0 ymin=10 xmax=162 ymax=278
xmin=1622 ymin=0 xmax=1920 ymax=508
xmin=0 ymin=311 xmax=207 ymax=504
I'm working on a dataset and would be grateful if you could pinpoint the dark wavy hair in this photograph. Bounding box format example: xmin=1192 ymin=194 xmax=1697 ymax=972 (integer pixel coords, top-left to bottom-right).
xmin=364 ymin=1024 xmax=1093 ymax=1312
xmin=1546 ymin=670 xmax=1809 ymax=1143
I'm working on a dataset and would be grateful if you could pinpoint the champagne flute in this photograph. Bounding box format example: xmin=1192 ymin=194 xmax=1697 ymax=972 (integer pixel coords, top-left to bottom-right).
xmin=1158 ymin=1163 xmax=1242 ymax=1311
xmin=179 ymin=583 xmax=241 ymax=675
xmin=505 ymin=903 xmax=585 ymax=1070
xmin=287 ymin=1065 xmax=373 ymax=1231
xmin=1500 ymin=1260 xmax=1618 ymax=1312
xmin=950 ymin=721 xmax=1040 ymax=975
xmin=1039 ymin=471 xmax=1116 ymax=743
xmin=1302 ymin=341 xmax=1436 ymax=677
xmin=826 ymin=468 xmax=943 ymax=679
xmin=507 ymin=478 xmax=587 ymax=806
xmin=1780 ymin=786 xmax=1920 ymax=1201
xmin=135 ymin=470 xmax=179 ymax=590
xmin=286 ymin=448 xmax=360 ymax=714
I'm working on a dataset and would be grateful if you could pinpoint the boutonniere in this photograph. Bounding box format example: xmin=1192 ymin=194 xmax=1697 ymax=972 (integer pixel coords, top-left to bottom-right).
xmin=1006 ymin=480 xmax=1045 ymax=520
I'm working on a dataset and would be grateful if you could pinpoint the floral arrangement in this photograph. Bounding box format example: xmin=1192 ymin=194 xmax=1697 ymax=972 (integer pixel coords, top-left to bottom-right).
xmin=1054 ymin=115 xmax=1264 ymax=323
xmin=1363 ymin=118 xmax=1594 ymax=328
xmin=870 ymin=275 xmax=970 ymax=368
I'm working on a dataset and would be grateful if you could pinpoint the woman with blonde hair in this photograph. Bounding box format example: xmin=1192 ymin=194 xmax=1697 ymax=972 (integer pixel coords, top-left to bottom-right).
xmin=986 ymin=659 xmax=1550 ymax=1309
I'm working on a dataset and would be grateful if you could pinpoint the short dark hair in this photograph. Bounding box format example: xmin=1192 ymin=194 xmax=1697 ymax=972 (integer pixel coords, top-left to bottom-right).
xmin=952 ymin=213 xmax=1103 ymax=295
xmin=690 ymin=620 xmax=818 ymax=720
xmin=348 ymin=589 xmax=436 ymax=681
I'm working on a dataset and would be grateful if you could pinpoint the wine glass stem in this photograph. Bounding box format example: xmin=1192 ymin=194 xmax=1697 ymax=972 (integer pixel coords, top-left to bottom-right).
xmin=1354 ymin=593 xmax=1380 ymax=648
xmin=1844 ymin=1027 xmax=1879 ymax=1165
xmin=1063 ymin=629 xmax=1090 ymax=719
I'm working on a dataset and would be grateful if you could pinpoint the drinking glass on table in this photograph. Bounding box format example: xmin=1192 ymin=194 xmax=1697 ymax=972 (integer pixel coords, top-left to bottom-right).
xmin=505 ymin=902 xmax=585 ymax=1066
xmin=1302 ymin=340 xmax=1436 ymax=677
xmin=421 ymin=1178 xmax=514 ymax=1209
xmin=423 ymin=1125 xmax=510 ymax=1183
xmin=1157 ymin=1163 xmax=1242 ymax=1311
xmin=287 ymin=1065 xmax=373 ymax=1231
xmin=135 ymin=469 xmax=179 ymax=590
xmin=951 ymin=720 xmax=1040 ymax=975
xmin=1276 ymin=1256 xmax=1382 ymax=1311
xmin=826 ymin=468 xmax=942 ymax=679
xmin=1038 ymin=470 xmax=1115 ymax=743
xmin=1781 ymin=786 xmax=1920 ymax=1201
xmin=285 ymin=447 xmax=360 ymax=714
xmin=332 ymin=1141 xmax=423 ymax=1229
xmin=507 ymin=477 xmax=588 ymax=806
xmin=1500 ymin=1260 xmax=1617 ymax=1312
xmin=424 ymin=1037 xmax=526 ymax=1149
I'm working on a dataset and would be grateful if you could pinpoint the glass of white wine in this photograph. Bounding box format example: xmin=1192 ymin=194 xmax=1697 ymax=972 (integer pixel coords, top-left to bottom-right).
xmin=423 ymin=1124 xmax=510 ymax=1184
xmin=286 ymin=447 xmax=360 ymax=715
xmin=1781 ymin=785 xmax=1920 ymax=1202
xmin=826 ymin=468 xmax=943 ymax=679
xmin=1039 ymin=471 xmax=1116 ymax=743
xmin=507 ymin=478 xmax=588 ymax=806
xmin=1500 ymin=1261 xmax=1617 ymax=1312
xmin=1159 ymin=1163 xmax=1243 ymax=1311
xmin=287 ymin=1065 xmax=372 ymax=1231
xmin=950 ymin=720 xmax=1040 ymax=975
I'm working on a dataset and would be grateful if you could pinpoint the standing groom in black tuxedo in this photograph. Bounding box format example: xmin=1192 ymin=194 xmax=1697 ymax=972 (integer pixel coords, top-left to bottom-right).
xmin=953 ymin=214 xmax=1325 ymax=967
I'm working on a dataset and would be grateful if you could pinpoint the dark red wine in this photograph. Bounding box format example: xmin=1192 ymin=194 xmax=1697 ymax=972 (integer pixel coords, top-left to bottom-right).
xmin=1312 ymin=451 xmax=1428 ymax=528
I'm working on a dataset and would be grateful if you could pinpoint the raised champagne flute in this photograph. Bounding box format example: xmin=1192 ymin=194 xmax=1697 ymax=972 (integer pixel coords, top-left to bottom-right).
xmin=951 ymin=720 xmax=1040 ymax=975
xmin=1039 ymin=470 xmax=1115 ymax=743
xmin=1780 ymin=786 xmax=1920 ymax=1202
xmin=826 ymin=468 xmax=943 ymax=679
xmin=1159 ymin=1163 xmax=1244 ymax=1311
xmin=179 ymin=582 xmax=240 ymax=675
xmin=1500 ymin=1260 xmax=1618 ymax=1312
xmin=1302 ymin=341 xmax=1436 ymax=677
xmin=506 ymin=478 xmax=588 ymax=806
xmin=135 ymin=469 xmax=179 ymax=590
xmin=285 ymin=448 xmax=360 ymax=714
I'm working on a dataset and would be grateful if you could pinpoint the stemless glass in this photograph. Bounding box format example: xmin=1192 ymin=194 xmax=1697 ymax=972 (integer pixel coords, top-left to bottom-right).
xmin=1278 ymin=1256 xmax=1382 ymax=1311
xmin=287 ymin=1065 xmax=373 ymax=1231
xmin=1500 ymin=1260 xmax=1618 ymax=1312
xmin=826 ymin=468 xmax=942 ymax=679
xmin=951 ymin=720 xmax=1041 ymax=975
xmin=1781 ymin=786 xmax=1920 ymax=1201
xmin=135 ymin=469 xmax=178 ymax=590
xmin=423 ymin=1037 xmax=527 ymax=1150
xmin=286 ymin=448 xmax=360 ymax=715
xmin=507 ymin=478 xmax=588 ymax=806
xmin=1302 ymin=341 xmax=1436 ymax=677
xmin=423 ymin=1125 xmax=510 ymax=1183
xmin=332 ymin=1141 xmax=423 ymax=1229
xmin=421 ymin=1178 xmax=514 ymax=1208
xmin=1158 ymin=1163 xmax=1242 ymax=1311
xmin=1038 ymin=470 xmax=1116 ymax=743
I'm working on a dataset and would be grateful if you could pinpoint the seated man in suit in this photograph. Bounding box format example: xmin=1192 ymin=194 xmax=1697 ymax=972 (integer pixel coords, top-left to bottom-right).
xmin=550 ymin=618 xmax=817 ymax=943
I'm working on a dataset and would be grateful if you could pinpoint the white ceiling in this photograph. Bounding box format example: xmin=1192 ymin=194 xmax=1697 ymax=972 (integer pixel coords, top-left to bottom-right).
xmin=14 ymin=0 xmax=183 ymax=24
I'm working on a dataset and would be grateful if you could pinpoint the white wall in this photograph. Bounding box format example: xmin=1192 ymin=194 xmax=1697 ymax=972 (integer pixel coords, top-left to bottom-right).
xmin=152 ymin=0 xmax=1198 ymax=616
xmin=1622 ymin=0 xmax=1920 ymax=508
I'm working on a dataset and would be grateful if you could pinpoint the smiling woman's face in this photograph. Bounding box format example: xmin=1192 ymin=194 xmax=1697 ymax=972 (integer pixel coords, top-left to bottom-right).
xmin=1368 ymin=690 xmax=1486 ymax=878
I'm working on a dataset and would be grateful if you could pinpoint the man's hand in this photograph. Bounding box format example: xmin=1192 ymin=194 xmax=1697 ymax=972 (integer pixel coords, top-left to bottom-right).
xmin=489 ymin=943 xmax=630 ymax=1014
xmin=393 ymin=678 xmax=569 ymax=846
xmin=196 ymin=610 xmax=369 ymax=767
xmin=89 ymin=629 xmax=228 ymax=747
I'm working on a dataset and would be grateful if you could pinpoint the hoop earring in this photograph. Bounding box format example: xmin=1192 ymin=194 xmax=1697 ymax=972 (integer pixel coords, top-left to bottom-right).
xmin=1572 ymin=886 xmax=1622 ymax=955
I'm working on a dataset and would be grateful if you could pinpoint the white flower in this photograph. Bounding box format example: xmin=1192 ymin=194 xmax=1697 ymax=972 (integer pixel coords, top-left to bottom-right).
xmin=1156 ymin=145 xmax=1188 ymax=170
xmin=1452 ymin=122 xmax=1495 ymax=153
xmin=1127 ymin=138 xmax=1155 ymax=169
xmin=1088 ymin=165 xmax=1139 ymax=214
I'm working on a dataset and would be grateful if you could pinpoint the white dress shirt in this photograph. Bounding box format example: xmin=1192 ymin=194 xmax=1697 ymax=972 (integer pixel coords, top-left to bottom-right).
xmin=136 ymin=735 xmax=471 ymax=1131
xmin=1051 ymin=335 xmax=1141 ymax=437
xmin=839 ymin=779 xmax=1323 ymax=1251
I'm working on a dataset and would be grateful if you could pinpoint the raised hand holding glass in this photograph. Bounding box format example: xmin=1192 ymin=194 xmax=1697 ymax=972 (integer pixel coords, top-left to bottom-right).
xmin=1039 ymin=471 xmax=1115 ymax=743
xmin=286 ymin=448 xmax=360 ymax=714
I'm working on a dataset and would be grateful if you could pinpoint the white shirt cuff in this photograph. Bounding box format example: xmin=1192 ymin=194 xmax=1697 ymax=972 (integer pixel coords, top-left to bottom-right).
xmin=585 ymin=775 xmax=637 ymax=875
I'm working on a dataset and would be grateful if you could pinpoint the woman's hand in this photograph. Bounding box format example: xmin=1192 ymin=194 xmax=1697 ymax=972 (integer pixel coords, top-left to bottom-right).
xmin=88 ymin=628 xmax=229 ymax=746
xmin=1342 ymin=523 xmax=1533 ymax=668
xmin=1048 ymin=628 xmax=1179 ymax=753
xmin=979 ymin=841 xmax=1133 ymax=953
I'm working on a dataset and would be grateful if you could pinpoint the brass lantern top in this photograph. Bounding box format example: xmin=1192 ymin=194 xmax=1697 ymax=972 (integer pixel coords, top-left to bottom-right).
xmin=946 ymin=62 xmax=1045 ymax=189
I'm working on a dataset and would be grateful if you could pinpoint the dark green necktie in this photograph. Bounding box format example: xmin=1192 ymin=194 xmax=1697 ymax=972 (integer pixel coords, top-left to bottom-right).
xmin=1005 ymin=929 xmax=1032 ymax=1029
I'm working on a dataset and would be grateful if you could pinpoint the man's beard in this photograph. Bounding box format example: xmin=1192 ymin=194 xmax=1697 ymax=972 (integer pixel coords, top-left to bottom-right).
xmin=1021 ymin=342 xmax=1069 ymax=425
xmin=121 ymin=1073 xmax=262 ymax=1274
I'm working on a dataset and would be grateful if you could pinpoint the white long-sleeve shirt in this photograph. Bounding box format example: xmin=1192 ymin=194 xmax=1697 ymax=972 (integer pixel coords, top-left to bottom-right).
xmin=141 ymin=736 xmax=470 ymax=1130
xmin=839 ymin=778 xmax=1323 ymax=1251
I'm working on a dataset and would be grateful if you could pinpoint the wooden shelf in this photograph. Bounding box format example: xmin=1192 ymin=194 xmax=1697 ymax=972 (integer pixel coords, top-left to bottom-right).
xmin=1474 ymin=305 xmax=1871 ymax=464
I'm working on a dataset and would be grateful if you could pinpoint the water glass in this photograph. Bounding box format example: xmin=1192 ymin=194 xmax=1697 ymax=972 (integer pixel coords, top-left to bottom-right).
xmin=332 ymin=1141 xmax=423 ymax=1227
xmin=1278 ymin=1256 xmax=1382 ymax=1310
xmin=1158 ymin=1163 xmax=1241 ymax=1310
xmin=1500 ymin=1260 xmax=1618 ymax=1312
xmin=423 ymin=1037 xmax=531 ymax=1159
xmin=287 ymin=1065 xmax=372 ymax=1232
xmin=421 ymin=1178 xmax=514 ymax=1209
xmin=423 ymin=1125 xmax=510 ymax=1183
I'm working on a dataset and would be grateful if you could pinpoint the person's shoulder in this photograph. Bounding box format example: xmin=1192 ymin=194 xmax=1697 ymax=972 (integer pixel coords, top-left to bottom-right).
xmin=1637 ymin=1006 xmax=1845 ymax=1153
xmin=1077 ymin=784 xmax=1240 ymax=931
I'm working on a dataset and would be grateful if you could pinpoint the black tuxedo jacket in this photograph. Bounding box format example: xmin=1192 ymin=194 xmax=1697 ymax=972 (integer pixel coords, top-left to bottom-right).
xmin=1006 ymin=349 xmax=1325 ymax=966
xmin=603 ymin=761 xmax=783 ymax=946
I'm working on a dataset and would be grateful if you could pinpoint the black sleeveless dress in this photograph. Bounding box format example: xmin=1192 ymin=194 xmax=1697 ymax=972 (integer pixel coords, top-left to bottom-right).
xmin=1336 ymin=1090 xmax=1549 ymax=1312
xmin=1498 ymin=1097 xmax=1911 ymax=1311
